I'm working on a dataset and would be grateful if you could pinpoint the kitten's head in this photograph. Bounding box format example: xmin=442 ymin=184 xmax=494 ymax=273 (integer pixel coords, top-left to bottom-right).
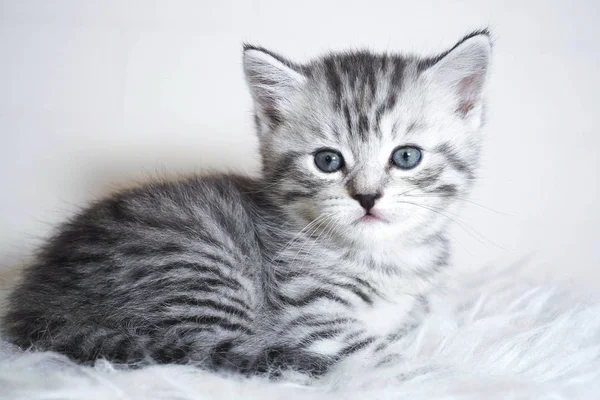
xmin=243 ymin=31 xmax=491 ymax=247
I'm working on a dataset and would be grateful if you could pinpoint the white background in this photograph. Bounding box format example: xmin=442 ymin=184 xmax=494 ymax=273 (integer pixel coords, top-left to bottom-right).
xmin=1 ymin=0 xmax=598 ymax=292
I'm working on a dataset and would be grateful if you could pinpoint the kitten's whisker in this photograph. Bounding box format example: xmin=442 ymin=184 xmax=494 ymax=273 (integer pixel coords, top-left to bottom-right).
xmin=270 ymin=214 xmax=330 ymax=260
xmin=296 ymin=217 xmax=337 ymax=269
xmin=282 ymin=215 xmax=331 ymax=258
xmin=401 ymin=201 xmax=488 ymax=246
xmin=416 ymin=203 xmax=492 ymax=245
xmin=401 ymin=193 xmax=511 ymax=216
xmin=395 ymin=187 xmax=421 ymax=197
xmin=289 ymin=215 xmax=333 ymax=262
xmin=398 ymin=200 xmax=505 ymax=250
xmin=410 ymin=211 xmax=472 ymax=256
xmin=284 ymin=216 xmax=333 ymax=274
xmin=321 ymin=217 xmax=339 ymax=247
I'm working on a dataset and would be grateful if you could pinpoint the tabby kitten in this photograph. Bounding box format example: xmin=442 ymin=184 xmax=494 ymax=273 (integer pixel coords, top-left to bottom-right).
xmin=3 ymin=31 xmax=491 ymax=377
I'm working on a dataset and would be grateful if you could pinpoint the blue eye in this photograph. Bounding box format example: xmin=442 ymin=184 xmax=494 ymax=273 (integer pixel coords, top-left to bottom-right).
xmin=314 ymin=149 xmax=344 ymax=173
xmin=391 ymin=146 xmax=422 ymax=169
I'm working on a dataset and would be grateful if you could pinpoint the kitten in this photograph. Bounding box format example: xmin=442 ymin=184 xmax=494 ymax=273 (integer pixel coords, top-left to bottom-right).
xmin=2 ymin=30 xmax=491 ymax=377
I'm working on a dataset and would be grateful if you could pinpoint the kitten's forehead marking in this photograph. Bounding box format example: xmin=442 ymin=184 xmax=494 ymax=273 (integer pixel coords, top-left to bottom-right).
xmin=314 ymin=53 xmax=408 ymax=143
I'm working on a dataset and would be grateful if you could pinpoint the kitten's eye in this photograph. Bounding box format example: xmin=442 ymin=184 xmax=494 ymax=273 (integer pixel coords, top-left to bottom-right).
xmin=391 ymin=146 xmax=422 ymax=169
xmin=314 ymin=149 xmax=344 ymax=173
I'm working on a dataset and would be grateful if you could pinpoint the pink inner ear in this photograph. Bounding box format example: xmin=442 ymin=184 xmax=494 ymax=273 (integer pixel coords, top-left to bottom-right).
xmin=456 ymin=74 xmax=480 ymax=117
xmin=458 ymin=100 xmax=475 ymax=116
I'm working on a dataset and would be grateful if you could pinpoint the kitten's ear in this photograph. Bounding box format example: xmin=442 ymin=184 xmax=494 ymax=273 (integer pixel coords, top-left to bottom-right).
xmin=424 ymin=31 xmax=491 ymax=118
xmin=243 ymin=45 xmax=307 ymax=128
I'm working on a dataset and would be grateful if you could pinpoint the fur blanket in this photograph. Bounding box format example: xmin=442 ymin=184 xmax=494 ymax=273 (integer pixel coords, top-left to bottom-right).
xmin=1 ymin=266 xmax=599 ymax=400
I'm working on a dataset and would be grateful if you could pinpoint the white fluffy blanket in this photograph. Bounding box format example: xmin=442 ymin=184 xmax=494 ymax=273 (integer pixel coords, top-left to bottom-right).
xmin=1 ymin=267 xmax=600 ymax=400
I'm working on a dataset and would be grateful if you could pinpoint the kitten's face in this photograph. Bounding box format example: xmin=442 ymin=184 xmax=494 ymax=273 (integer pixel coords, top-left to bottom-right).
xmin=244 ymin=32 xmax=491 ymax=246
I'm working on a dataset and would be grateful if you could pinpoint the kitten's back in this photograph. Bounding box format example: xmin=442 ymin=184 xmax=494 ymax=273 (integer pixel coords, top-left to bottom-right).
xmin=3 ymin=174 xmax=263 ymax=366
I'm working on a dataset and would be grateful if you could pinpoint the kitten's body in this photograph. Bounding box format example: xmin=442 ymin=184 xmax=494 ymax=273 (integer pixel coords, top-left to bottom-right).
xmin=3 ymin=31 xmax=491 ymax=376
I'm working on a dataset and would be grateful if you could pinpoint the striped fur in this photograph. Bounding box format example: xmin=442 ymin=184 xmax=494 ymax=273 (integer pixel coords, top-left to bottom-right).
xmin=3 ymin=31 xmax=491 ymax=377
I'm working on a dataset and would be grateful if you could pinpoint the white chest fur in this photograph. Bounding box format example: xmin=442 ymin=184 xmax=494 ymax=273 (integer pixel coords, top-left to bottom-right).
xmin=355 ymin=295 xmax=417 ymax=337
xmin=343 ymin=242 xmax=443 ymax=335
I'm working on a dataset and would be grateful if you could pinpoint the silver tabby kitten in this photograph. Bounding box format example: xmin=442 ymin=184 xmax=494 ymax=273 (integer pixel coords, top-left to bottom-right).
xmin=3 ymin=31 xmax=491 ymax=377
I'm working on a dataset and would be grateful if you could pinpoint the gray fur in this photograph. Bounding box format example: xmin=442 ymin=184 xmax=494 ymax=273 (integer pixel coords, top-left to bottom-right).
xmin=3 ymin=31 xmax=492 ymax=377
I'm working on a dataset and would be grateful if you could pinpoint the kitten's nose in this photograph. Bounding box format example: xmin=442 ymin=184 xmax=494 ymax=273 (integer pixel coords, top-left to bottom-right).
xmin=353 ymin=193 xmax=381 ymax=212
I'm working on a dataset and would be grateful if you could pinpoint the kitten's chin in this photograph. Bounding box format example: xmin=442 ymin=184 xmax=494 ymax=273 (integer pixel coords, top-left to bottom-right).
xmin=339 ymin=210 xmax=432 ymax=247
xmin=341 ymin=215 xmax=403 ymax=243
